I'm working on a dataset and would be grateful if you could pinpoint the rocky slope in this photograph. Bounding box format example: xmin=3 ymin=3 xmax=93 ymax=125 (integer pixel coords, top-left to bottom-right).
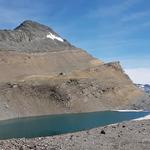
xmin=0 ymin=62 xmax=143 ymax=120
xmin=0 ymin=20 xmax=148 ymax=120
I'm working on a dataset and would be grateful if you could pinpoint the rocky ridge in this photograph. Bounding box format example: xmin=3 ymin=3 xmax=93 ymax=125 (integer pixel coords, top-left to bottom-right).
xmin=0 ymin=20 xmax=74 ymax=52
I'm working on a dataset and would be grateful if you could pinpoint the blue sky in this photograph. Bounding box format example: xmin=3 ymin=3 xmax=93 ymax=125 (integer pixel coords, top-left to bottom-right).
xmin=0 ymin=0 xmax=150 ymax=83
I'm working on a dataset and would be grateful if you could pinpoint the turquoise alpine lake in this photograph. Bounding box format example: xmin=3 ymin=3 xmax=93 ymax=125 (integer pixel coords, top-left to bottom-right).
xmin=0 ymin=111 xmax=149 ymax=140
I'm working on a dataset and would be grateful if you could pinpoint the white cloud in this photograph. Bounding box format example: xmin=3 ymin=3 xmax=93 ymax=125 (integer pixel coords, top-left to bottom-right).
xmin=121 ymin=10 xmax=150 ymax=22
xmin=88 ymin=0 xmax=141 ymax=18
xmin=125 ymin=68 xmax=150 ymax=84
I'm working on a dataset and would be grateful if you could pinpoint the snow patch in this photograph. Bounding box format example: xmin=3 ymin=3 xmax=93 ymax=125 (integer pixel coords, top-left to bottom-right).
xmin=46 ymin=32 xmax=64 ymax=42
xmin=134 ymin=114 xmax=150 ymax=121
xmin=114 ymin=110 xmax=143 ymax=112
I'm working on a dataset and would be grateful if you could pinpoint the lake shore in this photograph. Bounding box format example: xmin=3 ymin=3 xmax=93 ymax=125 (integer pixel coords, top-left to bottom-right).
xmin=0 ymin=119 xmax=150 ymax=150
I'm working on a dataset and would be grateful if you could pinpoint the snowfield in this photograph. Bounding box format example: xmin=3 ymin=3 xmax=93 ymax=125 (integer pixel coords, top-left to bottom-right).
xmin=47 ymin=32 xmax=64 ymax=42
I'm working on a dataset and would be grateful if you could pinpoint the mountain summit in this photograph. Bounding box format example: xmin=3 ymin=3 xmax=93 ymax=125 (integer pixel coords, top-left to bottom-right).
xmin=0 ymin=20 xmax=73 ymax=52
xmin=15 ymin=20 xmax=53 ymax=32
xmin=15 ymin=20 xmax=65 ymax=42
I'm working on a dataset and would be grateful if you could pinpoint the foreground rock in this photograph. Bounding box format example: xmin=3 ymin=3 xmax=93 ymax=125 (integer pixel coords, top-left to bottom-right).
xmin=0 ymin=120 xmax=150 ymax=150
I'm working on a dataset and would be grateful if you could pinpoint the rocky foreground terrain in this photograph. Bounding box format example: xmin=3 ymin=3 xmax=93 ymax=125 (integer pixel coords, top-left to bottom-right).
xmin=0 ymin=119 xmax=150 ymax=150
xmin=0 ymin=20 xmax=149 ymax=120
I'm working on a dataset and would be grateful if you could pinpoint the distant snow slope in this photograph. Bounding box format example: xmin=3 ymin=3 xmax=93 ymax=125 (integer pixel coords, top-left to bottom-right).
xmin=136 ymin=84 xmax=150 ymax=93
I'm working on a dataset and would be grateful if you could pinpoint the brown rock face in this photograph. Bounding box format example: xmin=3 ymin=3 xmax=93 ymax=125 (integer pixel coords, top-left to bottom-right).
xmin=0 ymin=20 xmax=146 ymax=120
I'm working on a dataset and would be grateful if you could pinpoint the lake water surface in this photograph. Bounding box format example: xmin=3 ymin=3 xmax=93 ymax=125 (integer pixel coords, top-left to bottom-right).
xmin=0 ymin=111 xmax=149 ymax=140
